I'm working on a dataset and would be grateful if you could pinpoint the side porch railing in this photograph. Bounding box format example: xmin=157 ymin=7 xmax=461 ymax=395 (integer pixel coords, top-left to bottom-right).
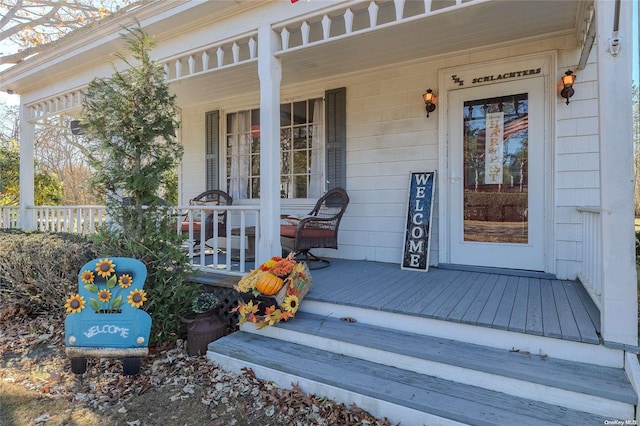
xmin=178 ymin=204 xmax=260 ymax=275
xmin=0 ymin=206 xmax=19 ymax=229
xmin=32 ymin=205 xmax=107 ymax=234
xmin=577 ymin=206 xmax=602 ymax=308
xmin=0 ymin=204 xmax=260 ymax=276
xmin=0 ymin=205 xmax=108 ymax=234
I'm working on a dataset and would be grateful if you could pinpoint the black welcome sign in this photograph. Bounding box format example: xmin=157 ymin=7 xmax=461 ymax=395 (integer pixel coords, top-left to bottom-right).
xmin=402 ymin=171 xmax=436 ymax=271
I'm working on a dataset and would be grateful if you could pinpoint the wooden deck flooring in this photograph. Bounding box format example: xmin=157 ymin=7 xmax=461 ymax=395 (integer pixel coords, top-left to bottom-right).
xmin=194 ymin=254 xmax=602 ymax=345
xmin=306 ymin=259 xmax=601 ymax=344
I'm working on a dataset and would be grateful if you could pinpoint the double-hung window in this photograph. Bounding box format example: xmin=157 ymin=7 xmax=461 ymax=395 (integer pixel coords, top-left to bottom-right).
xmin=225 ymin=98 xmax=324 ymax=200
xmin=208 ymin=87 xmax=345 ymax=200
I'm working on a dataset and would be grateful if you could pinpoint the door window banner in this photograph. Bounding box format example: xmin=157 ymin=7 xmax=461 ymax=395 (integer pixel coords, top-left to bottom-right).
xmin=485 ymin=112 xmax=504 ymax=185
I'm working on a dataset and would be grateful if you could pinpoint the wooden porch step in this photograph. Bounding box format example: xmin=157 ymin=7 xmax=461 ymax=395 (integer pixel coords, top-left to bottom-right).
xmin=288 ymin=312 xmax=637 ymax=404
xmin=240 ymin=311 xmax=634 ymax=420
xmin=208 ymin=331 xmax=621 ymax=426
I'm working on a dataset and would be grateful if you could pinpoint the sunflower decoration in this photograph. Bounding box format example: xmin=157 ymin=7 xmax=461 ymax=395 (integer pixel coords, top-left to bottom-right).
xmin=234 ymin=253 xmax=312 ymax=328
xmin=97 ymin=289 xmax=112 ymax=303
xmin=70 ymin=257 xmax=144 ymax=314
xmin=118 ymin=274 xmax=133 ymax=288
xmin=65 ymin=294 xmax=86 ymax=314
xmin=95 ymin=258 xmax=116 ymax=278
xmin=281 ymin=293 xmax=300 ymax=315
xmin=81 ymin=270 xmax=95 ymax=284
xmin=128 ymin=289 xmax=147 ymax=309
xmin=65 ymin=257 xmax=150 ymax=318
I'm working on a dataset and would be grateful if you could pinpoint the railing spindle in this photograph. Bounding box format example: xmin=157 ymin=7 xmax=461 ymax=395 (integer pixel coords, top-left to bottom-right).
xmin=301 ymin=21 xmax=310 ymax=45
xmin=321 ymin=15 xmax=331 ymax=40
xmin=344 ymin=9 xmax=354 ymax=34
xmin=281 ymin=27 xmax=290 ymax=50
xmin=216 ymin=47 xmax=224 ymax=67
xmin=368 ymin=2 xmax=379 ymax=28
xmin=394 ymin=0 xmax=406 ymax=21
xmin=202 ymin=52 xmax=209 ymax=71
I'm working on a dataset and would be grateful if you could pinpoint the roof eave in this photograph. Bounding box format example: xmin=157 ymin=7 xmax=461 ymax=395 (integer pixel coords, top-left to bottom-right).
xmin=0 ymin=0 xmax=255 ymax=95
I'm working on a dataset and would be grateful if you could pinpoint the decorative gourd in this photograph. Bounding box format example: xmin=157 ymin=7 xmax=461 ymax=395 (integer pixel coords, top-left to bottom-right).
xmin=256 ymin=272 xmax=284 ymax=296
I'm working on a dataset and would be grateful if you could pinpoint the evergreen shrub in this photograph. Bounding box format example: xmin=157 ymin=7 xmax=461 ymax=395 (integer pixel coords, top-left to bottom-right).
xmin=0 ymin=230 xmax=97 ymax=315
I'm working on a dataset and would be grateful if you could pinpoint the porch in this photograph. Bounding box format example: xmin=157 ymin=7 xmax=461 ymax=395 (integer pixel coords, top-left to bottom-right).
xmin=207 ymin=260 xmax=634 ymax=425
xmin=305 ymin=259 xmax=601 ymax=345
xmin=0 ymin=203 xmax=603 ymax=346
xmin=198 ymin=257 xmax=601 ymax=346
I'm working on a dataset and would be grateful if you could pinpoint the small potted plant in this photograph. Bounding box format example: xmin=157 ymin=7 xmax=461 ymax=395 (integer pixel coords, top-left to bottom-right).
xmin=182 ymin=292 xmax=226 ymax=356
xmin=192 ymin=292 xmax=220 ymax=318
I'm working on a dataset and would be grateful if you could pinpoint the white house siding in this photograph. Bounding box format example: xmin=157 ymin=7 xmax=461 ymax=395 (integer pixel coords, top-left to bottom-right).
xmin=555 ymin=47 xmax=600 ymax=280
xmin=176 ymin=30 xmax=599 ymax=279
xmin=340 ymin=61 xmax=441 ymax=264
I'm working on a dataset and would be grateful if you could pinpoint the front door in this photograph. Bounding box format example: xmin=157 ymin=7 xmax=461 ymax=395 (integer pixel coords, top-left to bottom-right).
xmin=448 ymin=77 xmax=546 ymax=271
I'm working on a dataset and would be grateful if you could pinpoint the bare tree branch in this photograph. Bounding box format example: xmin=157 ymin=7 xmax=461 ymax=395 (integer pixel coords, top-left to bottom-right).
xmin=0 ymin=0 xmax=25 ymax=30
xmin=0 ymin=0 xmax=141 ymax=65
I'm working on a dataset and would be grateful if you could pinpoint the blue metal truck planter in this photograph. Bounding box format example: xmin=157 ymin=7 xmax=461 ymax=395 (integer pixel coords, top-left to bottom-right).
xmin=64 ymin=257 xmax=152 ymax=375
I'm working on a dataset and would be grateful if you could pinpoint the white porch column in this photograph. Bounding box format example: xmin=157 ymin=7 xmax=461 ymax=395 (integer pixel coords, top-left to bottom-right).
xmin=596 ymin=0 xmax=637 ymax=346
xmin=19 ymin=104 xmax=35 ymax=230
xmin=256 ymin=24 xmax=282 ymax=264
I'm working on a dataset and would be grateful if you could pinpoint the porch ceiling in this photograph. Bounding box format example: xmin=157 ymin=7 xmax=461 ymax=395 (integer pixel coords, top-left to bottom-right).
xmin=170 ymin=62 xmax=259 ymax=107
xmin=170 ymin=0 xmax=581 ymax=106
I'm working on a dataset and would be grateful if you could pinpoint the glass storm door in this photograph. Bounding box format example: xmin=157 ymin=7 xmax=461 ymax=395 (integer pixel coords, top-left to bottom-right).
xmin=448 ymin=77 xmax=545 ymax=271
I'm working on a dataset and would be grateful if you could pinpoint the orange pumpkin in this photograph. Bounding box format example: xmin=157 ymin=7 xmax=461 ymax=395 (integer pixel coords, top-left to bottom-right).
xmin=256 ymin=272 xmax=284 ymax=296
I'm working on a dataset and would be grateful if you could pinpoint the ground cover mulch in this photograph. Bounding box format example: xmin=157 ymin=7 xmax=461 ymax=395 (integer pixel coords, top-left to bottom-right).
xmin=0 ymin=306 xmax=395 ymax=426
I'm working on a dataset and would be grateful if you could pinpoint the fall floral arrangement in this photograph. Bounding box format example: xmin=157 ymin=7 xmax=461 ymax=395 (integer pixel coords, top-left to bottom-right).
xmin=233 ymin=254 xmax=312 ymax=329
xmin=64 ymin=258 xmax=148 ymax=314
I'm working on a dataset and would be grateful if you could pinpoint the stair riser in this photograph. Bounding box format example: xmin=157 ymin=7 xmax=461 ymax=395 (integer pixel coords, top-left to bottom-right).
xmin=301 ymin=300 xmax=623 ymax=368
xmin=624 ymin=352 xmax=640 ymax=419
xmin=244 ymin=324 xmax=633 ymax=419
xmin=209 ymin=351 xmax=468 ymax=426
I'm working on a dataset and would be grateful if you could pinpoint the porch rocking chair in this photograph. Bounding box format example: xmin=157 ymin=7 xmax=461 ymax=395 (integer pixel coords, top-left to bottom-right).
xmin=280 ymin=187 xmax=350 ymax=269
xmin=180 ymin=190 xmax=233 ymax=251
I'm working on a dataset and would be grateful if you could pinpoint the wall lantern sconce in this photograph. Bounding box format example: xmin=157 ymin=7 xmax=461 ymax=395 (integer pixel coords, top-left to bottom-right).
xmin=560 ymin=70 xmax=576 ymax=105
xmin=422 ymin=88 xmax=437 ymax=118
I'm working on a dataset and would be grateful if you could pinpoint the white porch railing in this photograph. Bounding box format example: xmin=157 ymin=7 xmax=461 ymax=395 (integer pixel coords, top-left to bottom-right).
xmin=577 ymin=207 xmax=602 ymax=307
xmin=31 ymin=205 xmax=107 ymax=234
xmin=273 ymin=0 xmax=482 ymax=55
xmin=161 ymin=31 xmax=258 ymax=83
xmin=0 ymin=204 xmax=260 ymax=276
xmin=0 ymin=206 xmax=19 ymax=229
xmin=177 ymin=204 xmax=260 ymax=275
xmin=0 ymin=205 xmax=108 ymax=234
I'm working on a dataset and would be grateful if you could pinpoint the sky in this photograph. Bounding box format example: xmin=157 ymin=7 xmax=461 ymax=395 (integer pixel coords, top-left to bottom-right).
xmin=0 ymin=91 xmax=18 ymax=106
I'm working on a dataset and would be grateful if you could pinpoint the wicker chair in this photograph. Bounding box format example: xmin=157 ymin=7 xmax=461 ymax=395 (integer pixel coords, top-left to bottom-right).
xmin=180 ymin=190 xmax=233 ymax=249
xmin=280 ymin=187 xmax=349 ymax=269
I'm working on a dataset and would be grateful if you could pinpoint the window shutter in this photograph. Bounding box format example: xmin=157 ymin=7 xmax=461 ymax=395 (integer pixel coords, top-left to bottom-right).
xmin=325 ymin=87 xmax=346 ymax=191
xmin=205 ymin=110 xmax=220 ymax=190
